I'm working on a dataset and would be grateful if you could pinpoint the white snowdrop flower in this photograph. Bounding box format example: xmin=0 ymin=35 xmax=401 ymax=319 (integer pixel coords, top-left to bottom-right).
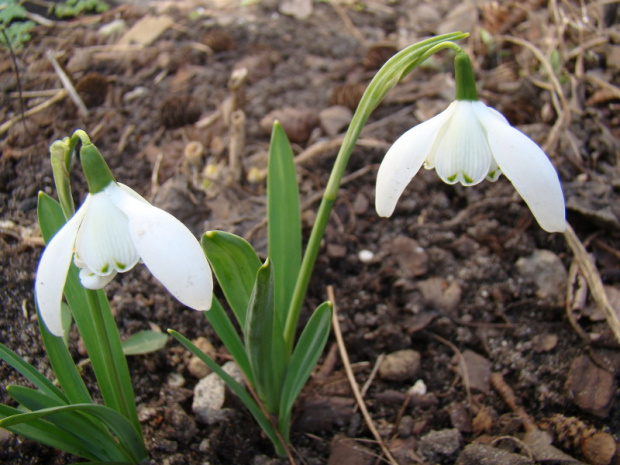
xmin=36 ymin=156 xmax=213 ymax=337
xmin=375 ymin=52 xmax=565 ymax=233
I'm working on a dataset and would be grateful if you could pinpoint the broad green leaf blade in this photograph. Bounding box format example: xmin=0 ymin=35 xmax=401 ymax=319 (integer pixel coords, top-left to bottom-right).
xmin=244 ymin=260 xmax=286 ymax=414
xmin=6 ymin=386 xmax=128 ymax=463
xmin=0 ymin=404 xmax=101 ymax=462
xmin=279 ymin=302 xmax=332 ymax=440
xmin=37 ymin=304 xmax=93 ymax=405
xmin=168 ymin=329 xmax=284 ymax=455
xmin=38 ymin=192 xmax=141 ymax=435
xmin=0 ymin=404 xmax=148 ymax=464
xmin=205 ymin=297 xmax=254 ymax=385
xmin=267 ymin=122 xmax=302 ymax=327
xmin=121 ymin=330 xmax=168 ymax=356
xmin=201 ymin=231 xmax=261 ymax=328
xmin=0 ymin=342 xmax=67 ymax=403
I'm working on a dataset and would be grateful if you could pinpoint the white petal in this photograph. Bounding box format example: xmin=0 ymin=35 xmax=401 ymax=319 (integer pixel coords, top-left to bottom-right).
xmin=79 ymin=267 xmax=117 ymax=289
xmin=430 ymin=101 xmax=493 ymax=186
xmin=486 ymin=157 xmax=502 ymax=182
xmin=74 ymin=191 xmax=140 ymax=275
xmin=473 ymin=102 xmax=566 ymax=232
xmin=107 ymin=184 xmax=213 ymax=310
xmin=35 ymin=202 xmax=88 ymax=337
xmin=375 ymin=103 xmax=456 ymax=217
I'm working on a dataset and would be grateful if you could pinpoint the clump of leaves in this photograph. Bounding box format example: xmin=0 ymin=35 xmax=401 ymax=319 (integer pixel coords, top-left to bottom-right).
xmin=0 ymin=0 xmax=35 ymax=49
xmin=51 ymin=0 xmax=109 ymax=19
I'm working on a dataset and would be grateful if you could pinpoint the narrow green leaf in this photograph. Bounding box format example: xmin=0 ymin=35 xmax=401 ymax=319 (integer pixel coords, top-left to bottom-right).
xmin=0 ymin=343 xmax=67 ymax=403
xmin=278 ymin=302 xmax=332 ymax=441
xmin=205 ymin=297 xmax=254 ymax=385
xmin=0 ymin=404 xmax=100 ymax=462
xmin=6 ymin=386 xmax=129 ymax=463
xmin=0 ymin=404 xmax=148 ymax=464
xmin=201 ymin=231 xmax=261 ymax=328
xmin=244 ymin=260 xmax=286 ymax=414
xmin=121 ymin=330 xmax=168 ymax=356
xmin=267 ymin=122 xmax=302 ymax=328
xmin=37 ymin=304 xmax=93 ymax=405
xmin=168 ymin=329 xmax=285 ymax=455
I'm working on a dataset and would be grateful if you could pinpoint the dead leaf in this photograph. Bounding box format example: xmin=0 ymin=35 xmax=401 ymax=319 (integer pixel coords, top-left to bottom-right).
xmin=117 ymin=15 xmax=174 ymax=47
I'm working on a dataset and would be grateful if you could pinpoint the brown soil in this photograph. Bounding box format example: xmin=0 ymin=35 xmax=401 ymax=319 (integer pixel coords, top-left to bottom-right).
xmin=1 ymin=1 xmax=619 ymax=464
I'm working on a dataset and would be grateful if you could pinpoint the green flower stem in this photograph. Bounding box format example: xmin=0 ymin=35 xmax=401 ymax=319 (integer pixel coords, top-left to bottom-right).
xmin=81 ymin=289 xmax=141 ymax=437
xmin=282 ymin=32 xmax=469 ymax=350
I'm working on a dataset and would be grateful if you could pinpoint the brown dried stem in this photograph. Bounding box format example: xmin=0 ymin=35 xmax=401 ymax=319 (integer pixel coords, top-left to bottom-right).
xmin=563 ymin=223 xmax=620 ymax=344
xmin=490 ymin=372 xmax=537 ymax=433
xmin=46 ymin=50 xmax=89 ymax=116
xmin=0 ymin=89 xmax=68 ymax=136
xmin=328 ymin=285 xmax=399 ymax=465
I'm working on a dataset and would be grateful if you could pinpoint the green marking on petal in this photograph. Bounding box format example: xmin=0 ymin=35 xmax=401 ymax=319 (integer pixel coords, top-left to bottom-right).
xmin=463 ymin=173 xmax=474 ymax=184
xmin=116 ymin=262 xmax=126 ymax=271
xmin=101 ymin=264 xmax=109 ymax=274
xmin=447 ymin=174 xmax=457 ymax=182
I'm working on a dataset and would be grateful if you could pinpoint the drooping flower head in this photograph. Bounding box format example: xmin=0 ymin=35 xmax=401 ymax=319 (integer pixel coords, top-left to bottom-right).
xmin=36 ymin=134 xmax=213 ymax=336
xmin=375 ymin=50 xmax=566 ymax=233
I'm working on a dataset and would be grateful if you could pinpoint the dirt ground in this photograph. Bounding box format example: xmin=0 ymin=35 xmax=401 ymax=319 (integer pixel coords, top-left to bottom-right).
xmin=1 ymin=0 xmax=620 ymax=464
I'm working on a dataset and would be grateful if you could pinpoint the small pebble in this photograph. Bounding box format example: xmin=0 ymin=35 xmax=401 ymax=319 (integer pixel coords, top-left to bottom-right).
xmin=358 ymin=249 xmax=374 ymax=263
xmin=379 ymin=349 xmax=421 ymax=382
xmin=167 ymin=372 xmax=185 ymax=388
xmin=516 ymin=249 xmax=567 ymax=305
xmin=408 ymin=379 xmax=427 ymax=396
xmin=455 ymin=443 xmax=533 ymax=465
xmin=192 ymin=361 xmax=243 ymax=424
xmin=564 ymin=355 xmax=616 ymax=417
xmin=188 ymin=337 xmax=217 ymax=379
xmin=581 ymin=432 xmax=616 ymax=465
xmin=418 ymin=429 xmax=462 ymax=461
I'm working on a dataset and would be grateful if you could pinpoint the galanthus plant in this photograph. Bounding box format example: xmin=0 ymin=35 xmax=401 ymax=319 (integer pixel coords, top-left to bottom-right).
xmin=375 ymin=51 xmax=566 ymax=233
xmin=0 ymin=30 xmax=567 ymax=464
xmin=0 ymin=130 xmax=212 ymax=464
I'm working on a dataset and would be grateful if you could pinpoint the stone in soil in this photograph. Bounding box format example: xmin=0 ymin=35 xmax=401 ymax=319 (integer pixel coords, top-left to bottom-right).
xmin=564 ymin=355 xmax=616 ymax=417
xmin=378 ymin=349 xmax=421 ymax=382
xmin=417 ymin=428 xmax=462 ymax=461
xmin=455 ymin=443 xmax=534 ymax=465
xmin=192 ymin=361 xmax=244 ymax=425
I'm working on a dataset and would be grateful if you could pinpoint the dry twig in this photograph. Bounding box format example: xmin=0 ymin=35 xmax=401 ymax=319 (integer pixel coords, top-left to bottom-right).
xmin=563 ymin=223 xmax=620 ymax=344
xmin=496 ymin=35 xmax=570 ymax=155
xmin=46 ymin=51 xmax=89 ymax=116
xmin=328 ymin=285 xmax=400 ymax=465
xmin=430 ymin=333 xmax=474 ymax=410
xmin=0 ymin=89 xmax=69 ymax=136
xmin=565 ymin=262 xmax=591 ymax=342
xmin=490 ymin=372 xmax=537 ymax=433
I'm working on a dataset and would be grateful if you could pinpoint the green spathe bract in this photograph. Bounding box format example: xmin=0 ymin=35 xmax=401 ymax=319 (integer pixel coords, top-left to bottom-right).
xmin=454 ymin=50 xmax=478 ymax=101
xmin=77 ymin=130 xmax=116 ymax=193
